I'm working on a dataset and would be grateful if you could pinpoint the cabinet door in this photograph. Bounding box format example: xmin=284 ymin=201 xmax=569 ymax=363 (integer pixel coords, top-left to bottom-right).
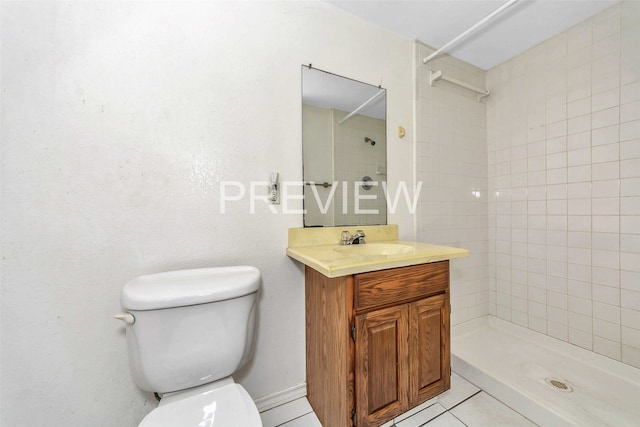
xmin=355 ymin=305 xmax=409 ymax=427
xmin=409 ymin=293 xmax=450 ymax=406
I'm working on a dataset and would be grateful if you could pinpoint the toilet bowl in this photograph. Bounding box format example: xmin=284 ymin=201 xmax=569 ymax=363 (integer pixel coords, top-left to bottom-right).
xmin=138 ymin=378 xmax=262 ymax=427
xmin=117 ymin=266 xmax=263 ymax=426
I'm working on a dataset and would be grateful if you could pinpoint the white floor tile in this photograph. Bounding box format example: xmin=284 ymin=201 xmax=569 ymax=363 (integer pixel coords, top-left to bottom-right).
xmin=278 ymin=412 xmax=322 ymax=427
xmin=259 ymin=397 xmax=314 ymax=427
xmin=437 ymin=372 xmax=481 ymax=409
xmin=450 ymin=392 xmax=538 ymax=427
xmin=424 ymin=412 xmax=467 ymax=426
xmin=394 ymin=396 xmax=438 ymax=423
xmin=395 ymin=402 xmax=447 ymax=427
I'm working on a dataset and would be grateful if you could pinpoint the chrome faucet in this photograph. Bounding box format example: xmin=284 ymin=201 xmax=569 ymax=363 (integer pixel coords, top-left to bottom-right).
xmin=340 ymin=230 xmax=366 ymax=245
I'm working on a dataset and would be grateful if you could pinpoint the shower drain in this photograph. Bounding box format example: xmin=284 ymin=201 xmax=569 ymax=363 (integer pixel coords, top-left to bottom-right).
xmin=545 ymin=378 xmax=573 ymax=392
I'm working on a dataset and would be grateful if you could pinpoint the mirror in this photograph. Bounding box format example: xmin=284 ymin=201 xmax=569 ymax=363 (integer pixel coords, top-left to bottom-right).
xmin=301 ymin=66 xmax=387 ymax=227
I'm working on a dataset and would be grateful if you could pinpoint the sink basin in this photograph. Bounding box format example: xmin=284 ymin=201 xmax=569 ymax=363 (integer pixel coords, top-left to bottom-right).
xmin=333 ymin=243 xmax=415 ymax=257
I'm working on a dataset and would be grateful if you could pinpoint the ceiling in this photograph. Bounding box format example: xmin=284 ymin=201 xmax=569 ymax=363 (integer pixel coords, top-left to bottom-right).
xmin=326 ymin=0 xmax=620 ymax=70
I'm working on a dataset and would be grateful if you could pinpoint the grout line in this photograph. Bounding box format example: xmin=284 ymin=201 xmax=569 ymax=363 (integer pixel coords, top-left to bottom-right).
xmin=446 ymin=389 xmax=483 ymax=412
xmin=275 ymin=412 xmax=311 ymax=427
xmin=449 ymin=411 xmax=470 ymax=427
xmin=417 ymin=390 xmax=482 ymax=426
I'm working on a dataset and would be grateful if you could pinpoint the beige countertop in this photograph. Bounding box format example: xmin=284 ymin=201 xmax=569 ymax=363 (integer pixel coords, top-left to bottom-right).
xmin=287 ymin=225 xmax=470 ymax=278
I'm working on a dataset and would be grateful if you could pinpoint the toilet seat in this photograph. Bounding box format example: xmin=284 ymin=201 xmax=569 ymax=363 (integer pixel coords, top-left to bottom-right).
xmin=138 ymin=383 xmax=262 ymax=427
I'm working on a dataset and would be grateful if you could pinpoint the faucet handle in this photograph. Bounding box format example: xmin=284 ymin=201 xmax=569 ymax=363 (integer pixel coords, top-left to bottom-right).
xmin=341 ymin=230 xmax=351 ymax=245
xmin=354 ymin=230 xmax=366 ymax=244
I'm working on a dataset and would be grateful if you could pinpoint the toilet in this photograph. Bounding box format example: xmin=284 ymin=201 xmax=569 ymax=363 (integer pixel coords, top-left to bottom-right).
xmin=116 ymin=265 xmax=263 ymax=427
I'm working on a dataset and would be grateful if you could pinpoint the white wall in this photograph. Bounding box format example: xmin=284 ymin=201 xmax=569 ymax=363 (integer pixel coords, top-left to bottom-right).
xmin=0 ymin=2 xmax=414 ymax=424
xmin=486 ymin=1 xmax=640 ymax=368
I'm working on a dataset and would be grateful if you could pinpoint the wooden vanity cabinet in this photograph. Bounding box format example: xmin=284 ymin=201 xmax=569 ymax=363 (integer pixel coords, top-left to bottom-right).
xmin=305 ymin=261 xmax=450 ymax=427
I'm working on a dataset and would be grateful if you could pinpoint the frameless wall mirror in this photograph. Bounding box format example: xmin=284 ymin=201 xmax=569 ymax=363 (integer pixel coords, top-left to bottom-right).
xmin=301 ymin=65 xmax=387 ymax=227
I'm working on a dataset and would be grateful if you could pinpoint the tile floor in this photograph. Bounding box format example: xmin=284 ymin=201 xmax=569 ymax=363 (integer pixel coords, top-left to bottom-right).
xmin=260 ymin=372 xmax=538 ymax=427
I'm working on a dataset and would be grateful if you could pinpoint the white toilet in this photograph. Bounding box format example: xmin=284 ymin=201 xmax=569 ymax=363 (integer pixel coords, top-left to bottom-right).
xmin=116 ymin=265 xmax=263 ymax=427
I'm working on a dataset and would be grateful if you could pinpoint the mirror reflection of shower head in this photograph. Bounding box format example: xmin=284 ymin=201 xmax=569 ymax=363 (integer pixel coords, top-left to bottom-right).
xmin=364 ymin=137 xmax=376 ymax=146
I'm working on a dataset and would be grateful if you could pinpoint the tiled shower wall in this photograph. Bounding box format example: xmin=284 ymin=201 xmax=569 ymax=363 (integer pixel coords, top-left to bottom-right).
xmin=486 ymin=2 xmax=640 ymax=368
xmin=302 ymin=105 xmax=386 ymax=227
xmin=415 ymin=43 xmax=489 ymax=326
xmin=333 ymin=110 xmax=387 ymax=226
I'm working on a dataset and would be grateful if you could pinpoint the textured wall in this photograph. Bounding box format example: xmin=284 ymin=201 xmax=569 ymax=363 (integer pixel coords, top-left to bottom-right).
xmin=0 ymin=2 xmax=414 ymax=424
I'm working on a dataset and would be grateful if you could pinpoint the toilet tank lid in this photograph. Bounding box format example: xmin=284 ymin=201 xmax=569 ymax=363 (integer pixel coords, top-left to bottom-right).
xmin=121 ymin=266 xmax=261 ymax=311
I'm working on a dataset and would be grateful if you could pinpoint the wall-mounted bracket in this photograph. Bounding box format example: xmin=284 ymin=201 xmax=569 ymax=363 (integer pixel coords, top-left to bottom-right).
xmin=429 ymin=70 xmax=490 ymax=102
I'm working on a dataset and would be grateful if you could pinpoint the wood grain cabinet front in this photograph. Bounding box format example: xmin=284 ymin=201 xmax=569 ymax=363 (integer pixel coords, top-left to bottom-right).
xmin=305 ymin=261 xmax=451 ymax=427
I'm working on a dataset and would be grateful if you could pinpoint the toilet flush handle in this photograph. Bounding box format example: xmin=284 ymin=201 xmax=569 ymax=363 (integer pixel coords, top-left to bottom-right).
xmin=114 ymin=312 xmax=135 ymax=325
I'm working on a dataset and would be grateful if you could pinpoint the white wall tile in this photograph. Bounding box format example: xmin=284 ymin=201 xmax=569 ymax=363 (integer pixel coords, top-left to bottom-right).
xmin=622 ymin=326 xmax=640 ymax=349
xmin=621 ymin=216 xmax=640 ymax=234
xmin=568 ymin=97 xmax=591 ymax=118
xmin=592 ymin=88 xmax=620 ymax=112
xmin=593 ymin=283 xmax=620 ymax=305
xmin=593 ymin=301 xmax=620 ymax=323
xmin=593 ymin=8 xmax=621 ymax=42
xmin=569 ymin=263 xmax=592 ymax=283
xmin=567 ymin=214 xmax=592 ymax=232
xmin=568 ymin=165 xmax=591 ymax=183
xmin=569 ymin=230 xmax=591 ymax=247
xmin=568 ymin=114 xmax=591 ymax=134
xmin=569 ymin=278 xmax=592 ymax=298
xmin=592 ymin=266 xmax=620 ymax=287
xmin=594 ymin=336 xmax=622 ymax=359
xmin=484 ymin=1 xmax=638 ymax=367
xmin=569 ymin=328 xmax=593 ymax=349
xmin=568 ymin=130 xmax=591 ymax=150
xmin=569 ymin=311 xmax=593 ymax=332
xmin=620 ymin=119 xmax=640 ymax=141
xmin=592 ymin=161 xmax=619 ymax=181
xmin=593 ymin=232 xmax=619 ymax=250
xmin=592 ymin=215 xmax=619 ymax=233
xmin=592 ymin=249 xmax=620 ymax=269
xmin=621 ymin=289 xmax=640 ymax=310
xmin=592 ymin=143 xmax=619 ymax=163
xmin=595 ymin=318 xmax=621 ymax=341
xmin=622 ymin=307 xmax=640 ymax=328
xmin=621 ymin=158 xmax=640 ymax=177
xmin=621 ymin=101 xmax=640 ymax=123
xmin=621 ymin=252 xmax=640 ymax=271
xmin=621 ymin=234 xmax=640 ymax=253
xmin=622 ymin=345 xmax=640 ymax=368
xmin=621 ymin=81 xmax=640 ymax=104
xmin=621 ymin=139 xmax=640 ymax=160
xmin=569 ymin=295 xmax=593 ymax=315
xmin=568 ymin=199 xmax=590 ymax=215
xmin=621 ymin=178 xmax=640 ymax=196
xmin=568 ymin=148 xmax=591 ymax=167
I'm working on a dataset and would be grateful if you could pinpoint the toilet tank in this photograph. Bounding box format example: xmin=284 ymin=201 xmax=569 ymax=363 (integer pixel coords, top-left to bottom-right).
xmin=120 ymin=266 xmax=261 ymax=393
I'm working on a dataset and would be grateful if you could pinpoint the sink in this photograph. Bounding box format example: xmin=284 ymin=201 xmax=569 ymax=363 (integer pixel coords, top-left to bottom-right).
xmin=333 ymin=243 xmax=415 ymax=257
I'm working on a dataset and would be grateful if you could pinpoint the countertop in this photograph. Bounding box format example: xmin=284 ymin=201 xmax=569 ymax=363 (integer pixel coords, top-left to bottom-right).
xmin=287 ymin=225 xmax=470 ymax=278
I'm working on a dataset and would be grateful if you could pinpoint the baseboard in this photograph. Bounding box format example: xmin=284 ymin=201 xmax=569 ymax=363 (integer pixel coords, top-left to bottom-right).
xmin=255 ymin=382 xmax=307 ymax=412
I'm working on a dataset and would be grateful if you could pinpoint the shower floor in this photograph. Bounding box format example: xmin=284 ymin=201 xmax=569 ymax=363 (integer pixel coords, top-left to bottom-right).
xmin=451 ymin=316 xmax=640 ymax=427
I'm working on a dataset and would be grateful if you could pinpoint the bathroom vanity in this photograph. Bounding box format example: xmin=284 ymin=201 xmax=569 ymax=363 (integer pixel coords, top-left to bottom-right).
xmin=287 ymin=225 xmax=469 ymax=427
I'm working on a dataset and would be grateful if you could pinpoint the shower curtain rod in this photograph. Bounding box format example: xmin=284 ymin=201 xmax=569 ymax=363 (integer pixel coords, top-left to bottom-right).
xmin=422 ymin=0 xmax=520 ymax=64
xmin=338 ymin=89 xmax=385 ymax=124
